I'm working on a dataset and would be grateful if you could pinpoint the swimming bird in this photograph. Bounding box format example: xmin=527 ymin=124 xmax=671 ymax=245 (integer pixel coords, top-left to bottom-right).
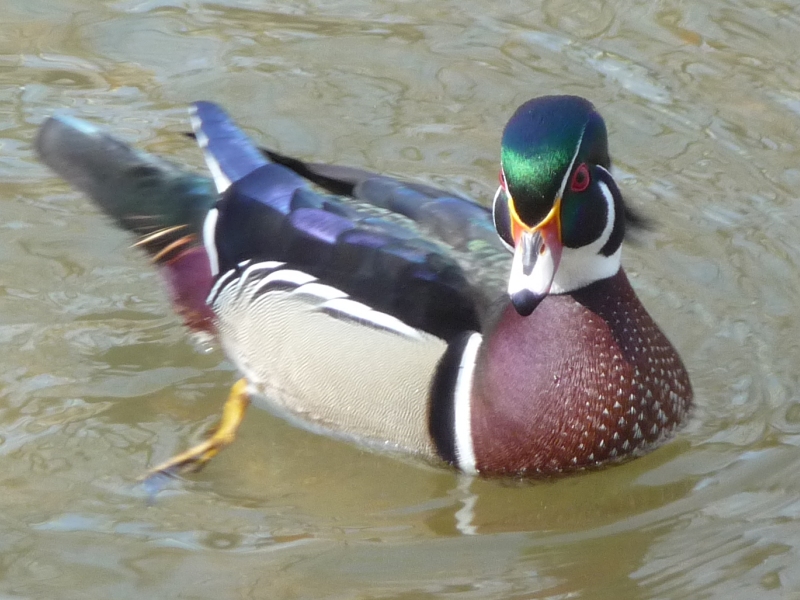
xmin=35 ymin=96 xmax=692 ymax=480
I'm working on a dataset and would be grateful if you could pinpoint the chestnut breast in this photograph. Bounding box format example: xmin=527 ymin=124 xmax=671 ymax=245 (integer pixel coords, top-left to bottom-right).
xmin=470 ymin=269 xmax=692 ymax=475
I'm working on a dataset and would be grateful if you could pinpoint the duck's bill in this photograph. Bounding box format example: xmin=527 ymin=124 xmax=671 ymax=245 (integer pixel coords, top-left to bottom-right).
xmin=507 ymin=221 xmax=562 ymax=317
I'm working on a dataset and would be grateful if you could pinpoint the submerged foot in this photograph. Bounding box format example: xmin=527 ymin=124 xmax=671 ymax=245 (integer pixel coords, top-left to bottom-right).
xmin=140 ymin=378 xmax=251 ymax=491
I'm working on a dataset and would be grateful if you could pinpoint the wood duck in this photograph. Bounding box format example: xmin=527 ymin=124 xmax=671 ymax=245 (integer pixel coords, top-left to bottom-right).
xmin=36 ymin=96 xmax=692 ymax=480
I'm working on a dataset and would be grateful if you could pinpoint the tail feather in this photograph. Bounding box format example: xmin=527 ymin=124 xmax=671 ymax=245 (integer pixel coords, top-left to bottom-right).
xmin=36 ymin=115 xmax=218 ymax=259
xmin=36 ymin=114 xmax=218 ymax=332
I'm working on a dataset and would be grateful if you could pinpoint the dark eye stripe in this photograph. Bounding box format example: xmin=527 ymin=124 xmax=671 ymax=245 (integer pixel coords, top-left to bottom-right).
xmin=561 ymin=195 xmax=606 ymax=248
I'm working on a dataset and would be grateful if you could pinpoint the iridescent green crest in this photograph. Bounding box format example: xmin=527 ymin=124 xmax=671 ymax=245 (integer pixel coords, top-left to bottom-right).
xmin=501 ymin=96 xmax=608 ymax=226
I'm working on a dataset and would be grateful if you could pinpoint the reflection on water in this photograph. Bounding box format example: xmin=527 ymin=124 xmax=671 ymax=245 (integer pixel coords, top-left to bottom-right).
xmin=2 ymin=0 xmax=800 ymax=597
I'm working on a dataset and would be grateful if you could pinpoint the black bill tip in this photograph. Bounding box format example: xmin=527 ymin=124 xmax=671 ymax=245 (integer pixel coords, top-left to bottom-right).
xmin=510 ymin=289 xmax=542 ymax=316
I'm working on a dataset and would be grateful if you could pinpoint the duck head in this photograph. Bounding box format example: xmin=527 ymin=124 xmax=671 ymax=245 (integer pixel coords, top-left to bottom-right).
xmin=493 ymin=96 xmax=627 ymax=316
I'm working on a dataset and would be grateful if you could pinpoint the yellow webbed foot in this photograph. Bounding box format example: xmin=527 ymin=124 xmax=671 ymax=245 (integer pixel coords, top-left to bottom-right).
xmin=141 ymin=378 xmax=250 ymax=488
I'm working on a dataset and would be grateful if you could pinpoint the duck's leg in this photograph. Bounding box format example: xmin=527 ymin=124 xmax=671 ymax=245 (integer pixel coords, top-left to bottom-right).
xmin=142 ymin=378 xmax=250 ymax=483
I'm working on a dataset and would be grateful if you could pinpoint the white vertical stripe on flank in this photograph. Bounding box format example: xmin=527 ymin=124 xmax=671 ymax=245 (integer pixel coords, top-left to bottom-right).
xmin=453 ymin=332 xmax=483 ymax=474
xmin=202 ymin=207 xmax=220 ymax=276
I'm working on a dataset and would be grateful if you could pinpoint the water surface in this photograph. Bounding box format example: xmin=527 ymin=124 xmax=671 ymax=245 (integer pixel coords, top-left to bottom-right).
xmin=2 ymin=0 xmax=800 ymax=597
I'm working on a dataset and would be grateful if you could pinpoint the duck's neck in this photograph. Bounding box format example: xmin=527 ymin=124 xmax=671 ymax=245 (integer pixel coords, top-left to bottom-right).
xmin=551 ymin=247 xmax=621 ymax=294
xmin=447 ymin=269 xmax=692 ymax=476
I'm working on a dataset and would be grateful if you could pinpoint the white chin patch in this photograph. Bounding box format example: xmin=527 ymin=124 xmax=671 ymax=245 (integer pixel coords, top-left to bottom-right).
xmin=550 ymin=247 xmax=621 ymax=294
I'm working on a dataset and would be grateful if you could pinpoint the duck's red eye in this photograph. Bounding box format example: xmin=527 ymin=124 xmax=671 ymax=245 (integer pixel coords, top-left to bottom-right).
xmin=570 ymin=163 xmax=590 ymax=192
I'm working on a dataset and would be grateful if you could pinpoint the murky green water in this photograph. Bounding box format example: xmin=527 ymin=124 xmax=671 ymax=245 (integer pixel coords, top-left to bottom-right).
xmin=3 ymin=0 xmax=800 ymax=597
